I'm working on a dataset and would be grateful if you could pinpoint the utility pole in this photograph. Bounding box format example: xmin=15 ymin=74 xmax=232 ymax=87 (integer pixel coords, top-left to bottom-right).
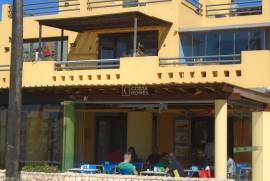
xmin=5 ymin=0 xmax=23 ymax=180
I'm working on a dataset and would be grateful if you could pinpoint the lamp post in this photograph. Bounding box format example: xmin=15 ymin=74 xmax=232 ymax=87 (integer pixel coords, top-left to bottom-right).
xmin=5 ymin=0 xmax=23 ymax=180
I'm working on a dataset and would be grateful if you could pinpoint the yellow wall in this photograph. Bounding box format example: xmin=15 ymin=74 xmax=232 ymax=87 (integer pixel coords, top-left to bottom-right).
xmin=1 ymin=51 xmax=270 ymax=89
xmin=127 ymin=112 xmax=153 ymax=160
xmin=252 ymin=112 xmax=270 ymax=181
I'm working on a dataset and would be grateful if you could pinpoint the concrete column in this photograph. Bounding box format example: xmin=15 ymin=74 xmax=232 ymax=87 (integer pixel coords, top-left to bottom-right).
xmin=214 ymin=100 xmax=227 ymax=179
xmin=62 ymin=101 xmax=75 ymax=171
xmin=252 ymin=112 xmax=270 ymax=181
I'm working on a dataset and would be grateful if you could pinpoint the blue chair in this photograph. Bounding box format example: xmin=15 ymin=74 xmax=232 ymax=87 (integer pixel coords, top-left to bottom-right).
xmin=120 ymin=168 xmax=133 ymax=175
xmin=236 ymin=163 xmax=251 ymax=180
xmin=134 ymin=162 xmax=143 ymax=172
xmin=187 ymin=166 xmax=199 ymax=177
xmin=80 ymin=164 xmax=97 ymax=174
xmin=103 ymin=162 xmax=117 ymax=174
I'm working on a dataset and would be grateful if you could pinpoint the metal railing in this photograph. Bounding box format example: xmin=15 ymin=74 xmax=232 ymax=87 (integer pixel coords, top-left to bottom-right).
xmin=183 ymin=0 xmax=203 ymax=14
xmin=0 ymin=65 xmax=10 ymax=71
xmin=55 ymin=59 xmax=121 ymax=70
xmin=206 ymin=1 xmax=262 ymax=18
xmin=22 ymin=0 xmax=80 ymax=17
xmin=159 ymin=54 xmax=241 ymax=66
xmin=87 ymin=0 xmax=171 ymax=10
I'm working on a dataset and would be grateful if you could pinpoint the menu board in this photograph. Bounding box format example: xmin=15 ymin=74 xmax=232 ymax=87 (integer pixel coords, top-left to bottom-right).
xmin=174 ymin=119 xmax=191 ymax=160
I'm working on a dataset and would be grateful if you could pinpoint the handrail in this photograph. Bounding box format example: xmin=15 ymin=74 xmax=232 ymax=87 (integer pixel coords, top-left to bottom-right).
xmin=87 ymin=0 xmax=171 ymax=9
xmin=206 ymin=0 xmax=262 ymax=18
xmin=159 ymin=54 xmax=241 ymax=66
xmin=22 ymin=0 xmax=80 ymax=17
xmin=183 ymin=0 xmax=203 ymax=14
xmin=55 ymin=59 xmax=121 ymax=70
xmin=0 ymin=65 xmax=10 ymax=71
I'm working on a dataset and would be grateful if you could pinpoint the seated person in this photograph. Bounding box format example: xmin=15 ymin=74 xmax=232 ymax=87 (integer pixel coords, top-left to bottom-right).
xmin=128 ymin=146 xmax=139 ymax=163
xmin=156 ymin=152 xmax=169 ymax=169
xmin=146 ymin=146 xmax=161 ymax=168
xmin=118 ymin=152 xmax=138 ymax=175
xmin=191 ymin=149 xmax=209 ymax=169
xmin=166 ymin=153 xmax=184 ymax=177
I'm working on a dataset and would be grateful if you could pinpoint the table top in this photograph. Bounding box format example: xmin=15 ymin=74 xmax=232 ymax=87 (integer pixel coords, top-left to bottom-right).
xmin=68 ymin=168 xmax=100 ymax=172
xmin=184 ymin=169 xmax=199 ymax=172
xmin=140 ymin=170 xmax=168 ymax=176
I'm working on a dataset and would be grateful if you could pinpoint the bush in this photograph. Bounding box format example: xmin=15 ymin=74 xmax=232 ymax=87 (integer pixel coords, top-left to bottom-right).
xmin=21 ymin=163 xmax=60 ymax=173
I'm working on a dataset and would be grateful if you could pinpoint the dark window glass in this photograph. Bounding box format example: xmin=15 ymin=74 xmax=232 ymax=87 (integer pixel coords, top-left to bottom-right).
xmin=249 ymin=30 xmax=265 ymax=50
xmin=20 ymin=105 xmax=62 ymax=166
xmin=235 ymin=31 xmax=249 ymax=54
xmin=99 ymin=31 xmax=158 ymax=59
xmin=180 ymin=34 xmax=192 ymax=57
xmin=206 ymin=32 xmax=219 ymax=56
xmin=220 ymin=31 xmax=234 ymax=60
xmin=193 ymin=33 xmax=205 ymax=56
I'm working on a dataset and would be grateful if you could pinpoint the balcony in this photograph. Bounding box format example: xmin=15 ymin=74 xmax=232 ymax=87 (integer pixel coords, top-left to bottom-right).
xmin=1 ymin=51 xmax=270 ymax=90
xmin=206 ymin=0 xmax=262 ymax=18
xmin=87 ymin=0 xmax=172 ymax=10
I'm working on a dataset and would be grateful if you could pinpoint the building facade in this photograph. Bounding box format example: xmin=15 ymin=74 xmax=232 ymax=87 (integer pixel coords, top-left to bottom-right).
xmin=0 ymin=0 xmax=270 ymax=180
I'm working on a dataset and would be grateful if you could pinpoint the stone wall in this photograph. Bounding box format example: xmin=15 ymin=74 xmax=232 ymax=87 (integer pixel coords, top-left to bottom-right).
xmin=0 ymin=170 xmax=233 ymax=181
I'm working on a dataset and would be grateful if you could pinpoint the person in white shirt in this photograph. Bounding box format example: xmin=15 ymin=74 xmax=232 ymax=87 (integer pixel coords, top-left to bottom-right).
xmin=227 ymin=156 xmax=236 ymax=178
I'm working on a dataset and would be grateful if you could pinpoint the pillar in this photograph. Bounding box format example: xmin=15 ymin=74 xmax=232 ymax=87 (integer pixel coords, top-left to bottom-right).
xmin=252 ymin=112 xmax=270 ymax=181
xmin=62 ymin=101 xmax=75 ymax=171
xmin=214 ymin=99 xmax=227 ymax=179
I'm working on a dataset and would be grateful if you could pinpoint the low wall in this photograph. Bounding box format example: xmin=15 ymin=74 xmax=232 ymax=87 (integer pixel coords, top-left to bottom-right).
xmin=0 ymin=170 xmax=234 ymax=181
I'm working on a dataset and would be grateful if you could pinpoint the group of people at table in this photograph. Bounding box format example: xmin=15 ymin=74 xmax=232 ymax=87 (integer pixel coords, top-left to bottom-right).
xmin=107 ymin=146 xmax=215 ymax=177
xmin=74 ymin=144 xmax=237 ymax=178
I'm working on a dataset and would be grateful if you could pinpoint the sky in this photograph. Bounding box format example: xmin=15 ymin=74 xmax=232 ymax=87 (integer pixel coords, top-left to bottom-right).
xmin=0 ymin=0 xmax=55 ymax=20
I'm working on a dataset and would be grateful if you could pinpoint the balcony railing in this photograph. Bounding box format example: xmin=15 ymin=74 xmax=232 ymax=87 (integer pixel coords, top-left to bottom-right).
xmin=159 ymin=54 xmax=241 ymax=66
xmin=206 ymin=1 xmax=262 ymax=18
xmin=55 ymin=59 xmax=120 ymax=71
xmin=0 ymin=65 xmax=10 ymax=71
xmin=183 ymin=0 xmax=203 ymax=14
xmin=87 ymin=0 xmax=171 ymax=10
xmin=23 ymin=0 xmax=80 ymax=17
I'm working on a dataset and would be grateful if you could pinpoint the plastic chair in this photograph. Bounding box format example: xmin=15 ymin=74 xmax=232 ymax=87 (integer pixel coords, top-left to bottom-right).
xmin=80 ymin=164 xmax=97 ymax=174
xmin=119 ymin=168 xmax=133 ymax=175
xmin=103 ymin=162 xmax=117 ymax=174
xmin=134 ymin=162 xmax=144 ymax=172
xmin=188 ymin=166 xmax=199 ymax=177
xmin=236 ymin=163 xmax=251 ymax=180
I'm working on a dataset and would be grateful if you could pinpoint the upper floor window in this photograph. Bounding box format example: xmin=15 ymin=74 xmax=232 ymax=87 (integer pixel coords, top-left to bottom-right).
xmin=99 ymin=31 xmax=158 ymax=59
xmin=180 ymin=29 xmax=268 ymax=62
xmin=23 ymin=37 xmax=68 ymax=62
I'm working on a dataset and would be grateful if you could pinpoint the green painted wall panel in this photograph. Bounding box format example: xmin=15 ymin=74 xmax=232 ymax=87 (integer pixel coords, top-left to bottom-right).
xmin=62 ymin=101 xmax=75 ymax=171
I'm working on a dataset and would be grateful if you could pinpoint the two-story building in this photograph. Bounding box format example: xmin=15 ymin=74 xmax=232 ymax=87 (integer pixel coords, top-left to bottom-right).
xmin=0 ymin=0 xmax=270 ymax=180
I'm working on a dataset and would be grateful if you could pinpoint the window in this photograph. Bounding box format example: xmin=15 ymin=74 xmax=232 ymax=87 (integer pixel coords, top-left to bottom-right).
xmin=99 ymin=31 xmax=158 ymax=59
xmin=180 ymin=29 xmax=268 ymax=62
xmin=193 ymin=33 xmax=205 ymax=56
xmin=23 ymin=37 xmax=68 ymax=62
xmin=235 ymin=31 xmax=249 ymax=54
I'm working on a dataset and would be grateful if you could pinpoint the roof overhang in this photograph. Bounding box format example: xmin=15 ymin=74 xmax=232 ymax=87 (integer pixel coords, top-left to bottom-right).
xmin=0 ymin=83 xmax=269 ymax=107
xmin=179 ymin=22 xmax=270 ymax=33
xmin=37 ymin=12 xmax=172 ymax=32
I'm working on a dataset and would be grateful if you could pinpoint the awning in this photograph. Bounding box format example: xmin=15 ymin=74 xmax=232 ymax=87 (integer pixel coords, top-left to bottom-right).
xmin=0 ymin=83 xmax=269 ymax=107
xmin=37 ymin=12 xmax=172 ymax=32
xmin=179 ymin=22 xmax=270 ymax=33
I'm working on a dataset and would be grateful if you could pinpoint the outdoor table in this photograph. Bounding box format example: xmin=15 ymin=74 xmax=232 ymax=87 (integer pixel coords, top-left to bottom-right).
xmin=68 ymin=168 xmax=100 ymax=174
xmin=184 ymin=169 xmax=199 ymax=177
xmin=140 ymin=170 xmax=169 ymax=176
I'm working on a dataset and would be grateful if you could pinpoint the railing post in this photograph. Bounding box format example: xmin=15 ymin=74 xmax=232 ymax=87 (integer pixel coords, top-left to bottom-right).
xmin=38 ymin=23 xmax=42 ymax=61
xmin=60 ymin=28 xmax=64 ymax=62
xmin=133 ymin=16 xmax=138 ymax=57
